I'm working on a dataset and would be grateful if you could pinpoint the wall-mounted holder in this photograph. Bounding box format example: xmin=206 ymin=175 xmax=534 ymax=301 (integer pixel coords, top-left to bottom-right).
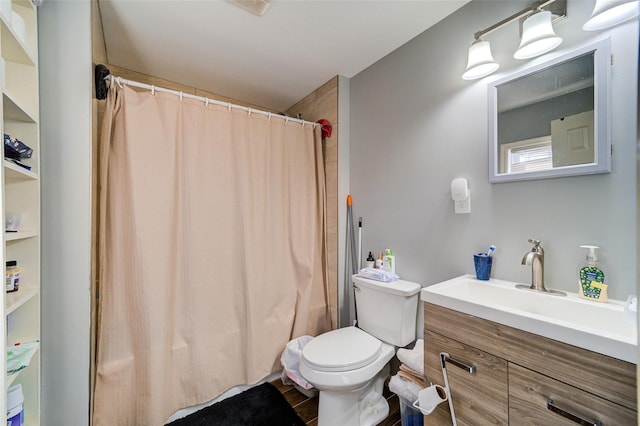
xmin=451 ymin=178 xmax=471 ymax=214
xmin=95 ymin=64 xmax=111 ymax=100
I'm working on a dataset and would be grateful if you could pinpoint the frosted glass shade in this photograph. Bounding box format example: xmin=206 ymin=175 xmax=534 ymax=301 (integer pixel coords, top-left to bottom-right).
xmin=462 ymin=40 xmax=499 ymax=80
xmin=514 ymin=11 xmax=563 ymax=59
xmin=583 ymin=0 xmax=639 ymax=31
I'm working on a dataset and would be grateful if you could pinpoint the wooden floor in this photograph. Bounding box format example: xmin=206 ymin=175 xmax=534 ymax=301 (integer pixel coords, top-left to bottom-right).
xmin=271 ymin=379 xmax=402 ymax=426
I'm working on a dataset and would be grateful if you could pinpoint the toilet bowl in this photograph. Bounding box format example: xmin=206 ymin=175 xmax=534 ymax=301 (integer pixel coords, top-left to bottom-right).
xmin=300 ymin=275 xmax=422 ymax=426
xmin=301 ymin=327 xmax=394 ymax=426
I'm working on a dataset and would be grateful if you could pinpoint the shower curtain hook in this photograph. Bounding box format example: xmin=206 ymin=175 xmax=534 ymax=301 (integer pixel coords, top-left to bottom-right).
xmin=151 ymin=85 xmax=155 ymax=96
xmin=228 ymin=103 xmax=232 ymax=112
xmin=116 ymin=77 xmax=123 ymax=89
xmin=179 ymin=91 xmax=184 ymax=101
xmin=285 ymin=116 xmax=289 ymax=123
xmin=268 ymin=112 xmax=272 ymax=120
xmin=248 ymin=107 xmax=252 ymax=116
xmin=205 ymin=97 xmax=209 ymax=107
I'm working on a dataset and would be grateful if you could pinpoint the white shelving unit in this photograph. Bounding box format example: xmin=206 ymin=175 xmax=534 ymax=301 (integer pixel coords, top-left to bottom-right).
xmin=1 ymin=0 xmax=40 ymax=424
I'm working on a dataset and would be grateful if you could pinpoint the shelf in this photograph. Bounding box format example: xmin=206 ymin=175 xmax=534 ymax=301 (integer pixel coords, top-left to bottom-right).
xmin=5 ymin=230 xmax=38 ymax=241
xmin=5 ymin=283 xmax=38 ymax=315
xmin=0 ymin=11 xmax=35 ymax=66
xmin=3 ymin=91 xmax=37 ymax=123
xmin=1 ymin=1 xmax=39 ymax=421
xmin=4 ymin=160 xmax=37 ymax=181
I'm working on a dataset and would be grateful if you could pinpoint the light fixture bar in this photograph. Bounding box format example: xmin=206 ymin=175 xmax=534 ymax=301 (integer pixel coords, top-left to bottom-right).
xmin=473 ymin=0 xmax=558 ymax=40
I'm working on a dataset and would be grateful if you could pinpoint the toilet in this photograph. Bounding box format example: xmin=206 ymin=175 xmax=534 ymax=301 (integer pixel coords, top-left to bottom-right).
xmin=300 ymin=275 xmax=421 ymax=426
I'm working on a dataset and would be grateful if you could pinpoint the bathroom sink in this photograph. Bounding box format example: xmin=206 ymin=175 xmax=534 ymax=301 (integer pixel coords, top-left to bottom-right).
xmin=421 ymin=274 xmax=638 ymax=363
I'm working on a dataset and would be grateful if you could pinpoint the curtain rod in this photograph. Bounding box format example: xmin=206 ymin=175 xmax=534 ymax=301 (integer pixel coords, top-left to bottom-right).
xmin=103 ymin=74 xmax=319 ymax=128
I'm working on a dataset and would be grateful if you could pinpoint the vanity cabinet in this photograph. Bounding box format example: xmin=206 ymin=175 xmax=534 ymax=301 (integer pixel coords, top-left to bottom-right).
xmin=424 ymin=303 xmax=637 ymax=425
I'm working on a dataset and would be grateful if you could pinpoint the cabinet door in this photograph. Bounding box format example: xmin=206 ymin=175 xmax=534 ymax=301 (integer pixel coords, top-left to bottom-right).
xmin=509 ymin=363 xmax=637 ymax=425
xmin=424 ymin=329 xmax=508 ymax=425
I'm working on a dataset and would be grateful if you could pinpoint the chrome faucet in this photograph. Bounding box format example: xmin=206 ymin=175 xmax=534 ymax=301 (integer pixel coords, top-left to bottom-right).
xmin=517 ymin=239 xmax=566 ymax=296
xmin=521 ymin=239 xmax=545 ymax=291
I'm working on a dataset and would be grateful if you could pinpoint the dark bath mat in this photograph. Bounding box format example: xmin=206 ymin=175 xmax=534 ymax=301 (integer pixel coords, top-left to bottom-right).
xmin=167 ymin=382 xmax=306 ymax=426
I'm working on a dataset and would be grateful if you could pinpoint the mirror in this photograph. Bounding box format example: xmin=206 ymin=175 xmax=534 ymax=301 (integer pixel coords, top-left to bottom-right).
xmin=488 ymin=39 xmax=611 ymax=183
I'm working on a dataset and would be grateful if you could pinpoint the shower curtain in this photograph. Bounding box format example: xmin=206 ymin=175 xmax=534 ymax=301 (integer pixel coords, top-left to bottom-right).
xmin=93 ymin=84 xmax=331 ymax=425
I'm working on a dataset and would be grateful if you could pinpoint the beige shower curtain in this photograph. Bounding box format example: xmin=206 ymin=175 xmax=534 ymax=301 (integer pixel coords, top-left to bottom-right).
xmin=93 ymin=84 xmax=331 ymax=425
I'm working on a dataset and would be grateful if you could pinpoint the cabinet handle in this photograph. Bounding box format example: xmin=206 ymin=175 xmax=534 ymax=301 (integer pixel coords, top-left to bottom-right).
xmin=440 ymin=353 xmax=475 ymax=374
xmin=546 ymin=399 xmax=602 ymax=426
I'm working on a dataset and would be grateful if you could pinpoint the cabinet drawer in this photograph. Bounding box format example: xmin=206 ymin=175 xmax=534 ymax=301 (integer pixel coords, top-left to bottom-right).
xmin=509 ymin=363 xmax=637 ymax=425
xmin=424 ymin=329 xmax=508 ymax=425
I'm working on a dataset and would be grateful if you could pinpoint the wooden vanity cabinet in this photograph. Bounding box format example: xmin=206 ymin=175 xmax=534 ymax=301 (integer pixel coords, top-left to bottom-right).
xmin=424 ymin=303 xmax=637 ymax=425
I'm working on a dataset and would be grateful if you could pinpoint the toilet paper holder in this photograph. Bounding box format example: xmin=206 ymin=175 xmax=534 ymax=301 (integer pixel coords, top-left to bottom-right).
xmin=412 ymin=384 xmax=448 ymax=415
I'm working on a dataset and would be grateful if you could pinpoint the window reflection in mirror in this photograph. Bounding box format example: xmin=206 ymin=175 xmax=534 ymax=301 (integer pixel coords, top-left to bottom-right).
xmin=489 ymin=39 xmax=610 ymax=183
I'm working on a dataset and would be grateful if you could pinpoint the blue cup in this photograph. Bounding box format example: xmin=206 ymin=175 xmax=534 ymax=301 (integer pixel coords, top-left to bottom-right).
xmin=474 ymin=253 xmax=492 ymax=280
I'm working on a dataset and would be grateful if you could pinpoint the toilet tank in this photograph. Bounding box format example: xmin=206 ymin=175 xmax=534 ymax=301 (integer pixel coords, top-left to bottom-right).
xmin=352 ymin=275 xmax=421 ymax=347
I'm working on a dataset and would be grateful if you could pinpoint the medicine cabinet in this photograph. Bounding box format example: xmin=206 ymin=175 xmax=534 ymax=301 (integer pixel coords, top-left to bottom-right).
xmin=488 ymin=39 xmax=611 ymax=183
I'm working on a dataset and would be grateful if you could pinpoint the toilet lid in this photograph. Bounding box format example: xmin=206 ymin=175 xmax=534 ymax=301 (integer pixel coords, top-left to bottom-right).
xmin=302 ymin=327 xmax=382 ymax=372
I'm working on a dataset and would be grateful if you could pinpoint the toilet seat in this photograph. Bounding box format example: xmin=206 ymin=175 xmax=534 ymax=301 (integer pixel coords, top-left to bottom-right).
xmin=302 ymin=327 xmax=382 ymax=372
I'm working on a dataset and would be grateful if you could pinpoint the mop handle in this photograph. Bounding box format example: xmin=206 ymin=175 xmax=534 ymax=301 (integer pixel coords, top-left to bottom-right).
xmin=357 ymin=217 xmax=362 ymax=271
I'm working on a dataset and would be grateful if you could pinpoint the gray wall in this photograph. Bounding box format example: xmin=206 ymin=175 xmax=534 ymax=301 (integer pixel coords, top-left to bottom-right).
xmin=349 ymin=0 xmax=637 ymax=308
xmin=39 ymin=1 xmax=92 ymax=423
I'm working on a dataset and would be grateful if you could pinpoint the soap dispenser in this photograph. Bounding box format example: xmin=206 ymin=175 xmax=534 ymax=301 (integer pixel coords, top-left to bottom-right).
xmin=577 ymin=245 xmax=608 ymax=302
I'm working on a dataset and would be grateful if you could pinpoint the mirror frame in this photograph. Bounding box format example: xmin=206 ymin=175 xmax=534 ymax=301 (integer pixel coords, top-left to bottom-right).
xmin=488 ymin=39 xmax=611 ymax=183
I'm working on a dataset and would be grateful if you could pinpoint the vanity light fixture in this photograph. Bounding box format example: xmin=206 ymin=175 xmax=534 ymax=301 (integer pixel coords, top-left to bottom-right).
xmin=462 ymin=39 xmax=500 ymax=80
xmin=583 ymin=0 xmax=639 ymax=31
xmin=462 ymin=0 xmax=566 ymax=80
xmin=514 ymin=10 xmax=563 ymax=59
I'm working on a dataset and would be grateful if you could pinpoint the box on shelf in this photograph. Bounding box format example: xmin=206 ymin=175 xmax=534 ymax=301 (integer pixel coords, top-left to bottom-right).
xmin=7 ymin=383 xmax=24 ymax=426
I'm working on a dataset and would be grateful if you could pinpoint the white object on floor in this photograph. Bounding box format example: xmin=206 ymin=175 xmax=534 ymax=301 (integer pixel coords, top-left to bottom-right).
xmin=397 ymin=339 xmax=424 ymax=375
xmin=388 ymin=373 xmax=423 ymax=405
xmin=280 ymin=335 xmax=315 ymax=391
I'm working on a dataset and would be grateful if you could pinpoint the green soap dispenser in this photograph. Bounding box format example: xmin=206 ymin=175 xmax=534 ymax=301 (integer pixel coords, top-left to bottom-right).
xmin=577 ymin=245 xmax=608 ymax=302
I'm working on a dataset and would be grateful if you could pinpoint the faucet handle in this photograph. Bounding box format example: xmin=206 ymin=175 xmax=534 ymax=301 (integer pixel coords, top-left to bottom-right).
xmin=528 ymin=238 xmax=541 ymax=246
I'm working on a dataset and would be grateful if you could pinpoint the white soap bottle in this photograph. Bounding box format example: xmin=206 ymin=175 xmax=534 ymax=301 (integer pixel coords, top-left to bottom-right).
xmin=382 ymin=248 xmax=395 ymax=273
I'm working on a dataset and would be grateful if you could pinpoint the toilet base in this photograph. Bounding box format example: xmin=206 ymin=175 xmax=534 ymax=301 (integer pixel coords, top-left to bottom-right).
xmin=317 ymin=364 xmax=390 ymax=426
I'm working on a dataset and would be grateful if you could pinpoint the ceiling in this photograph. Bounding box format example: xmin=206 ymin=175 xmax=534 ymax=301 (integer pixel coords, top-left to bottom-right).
xmin=97 ymin=0 xmax=470 ymax=112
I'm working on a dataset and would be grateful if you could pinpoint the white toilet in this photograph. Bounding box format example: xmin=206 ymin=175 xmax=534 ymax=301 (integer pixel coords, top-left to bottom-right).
xmin=300 ymin=275 xmax=421 ymax=426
